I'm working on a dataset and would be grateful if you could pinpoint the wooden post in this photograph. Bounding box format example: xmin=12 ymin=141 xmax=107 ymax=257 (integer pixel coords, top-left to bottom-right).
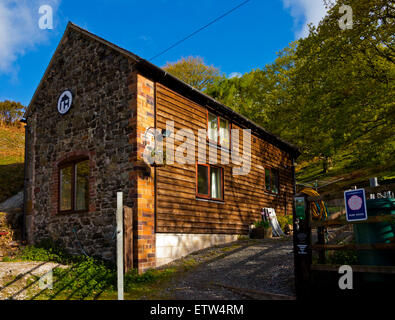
xmin=293 ymin=194 xmax=312 ymax=300
xmin=317 ymin=227 xmax=326 ymax=263
xmin=116 ymin=192 xmax=124 ymax=300
xmin=123 ymin=206 xmax=133 ymax=273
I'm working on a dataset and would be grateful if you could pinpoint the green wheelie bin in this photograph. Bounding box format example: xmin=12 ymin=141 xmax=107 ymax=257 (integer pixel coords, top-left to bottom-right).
xmin=353 ymin=198 xmax=395 ymax=282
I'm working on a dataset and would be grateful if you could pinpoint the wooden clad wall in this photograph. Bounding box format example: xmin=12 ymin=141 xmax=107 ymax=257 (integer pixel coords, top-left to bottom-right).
xmin=155 ymin=83 xmax=294 ymax=235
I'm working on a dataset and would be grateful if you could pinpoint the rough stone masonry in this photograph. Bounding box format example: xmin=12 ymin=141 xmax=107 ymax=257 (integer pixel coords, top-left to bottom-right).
xmin=25 ymin=26 xmax=139 ymax=263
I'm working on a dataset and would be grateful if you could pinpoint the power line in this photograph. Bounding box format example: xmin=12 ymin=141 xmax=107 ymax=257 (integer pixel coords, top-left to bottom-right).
xmin=149 ymin=0 xmax=251 ymax=61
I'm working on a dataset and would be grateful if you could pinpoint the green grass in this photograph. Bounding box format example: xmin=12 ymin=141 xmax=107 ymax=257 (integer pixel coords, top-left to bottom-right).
xmin=7 ymin=239 xmax=178 ymax=300
xmin=0 ymin=125 xmax=25 ymax=202
xmin=13 ymin=239 xmax=78 ymax=264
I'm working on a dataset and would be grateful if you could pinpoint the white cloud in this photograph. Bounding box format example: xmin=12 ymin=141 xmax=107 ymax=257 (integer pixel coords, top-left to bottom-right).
xmin=282 ymin=0 xmax=328 ymax=39
xmin=228 ymin=72 xmax=242 ymax=79
xmin=0 ymin=0 xmax=60 ymax=76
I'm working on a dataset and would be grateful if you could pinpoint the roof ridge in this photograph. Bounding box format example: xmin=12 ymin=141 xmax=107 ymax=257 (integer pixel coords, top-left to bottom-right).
xmin=24 ymin=22 xmax=300 ymax=156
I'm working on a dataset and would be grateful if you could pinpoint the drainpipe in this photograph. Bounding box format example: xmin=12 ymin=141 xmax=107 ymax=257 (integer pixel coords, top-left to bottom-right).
xmin=20 ymin=118 xmax=28 ymax=242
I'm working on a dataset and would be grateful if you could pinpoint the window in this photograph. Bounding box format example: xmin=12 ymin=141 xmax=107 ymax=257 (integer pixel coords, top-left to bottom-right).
xmin=219 ymin=118 xmax=230 ymax=149
xmin=210 ymin=167 xmax=222 ymax=200
xmin=264 ymin=168 xmax=279 ymax=194
xmin=197 ymin=165 xmax=209 ymax=196
xmin=196 ymin=163 xmax=224 ymax=201
xmin=208 ymin=112 xmax=218 ymax=142
xmin=207 ymin=111 xmax=231 ymax=149
xmin=265 ymin=168 xmax=271 ymax=193
xmin=59 ymin=159 xmax=89 ymax=213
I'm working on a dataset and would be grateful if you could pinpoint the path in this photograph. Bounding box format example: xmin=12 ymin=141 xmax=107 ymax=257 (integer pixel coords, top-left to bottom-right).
xmin=160 ymin=238 xmax=295 ymax=300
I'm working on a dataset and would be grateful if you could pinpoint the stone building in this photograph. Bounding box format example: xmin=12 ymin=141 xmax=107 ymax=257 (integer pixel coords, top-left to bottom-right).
xmin=23 ymin=22 xmax=300 ymax=273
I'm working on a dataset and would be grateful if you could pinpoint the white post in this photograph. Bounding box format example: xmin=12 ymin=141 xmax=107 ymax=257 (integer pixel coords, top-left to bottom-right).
xmin=116 ymin=192 xmax=124 ymax=300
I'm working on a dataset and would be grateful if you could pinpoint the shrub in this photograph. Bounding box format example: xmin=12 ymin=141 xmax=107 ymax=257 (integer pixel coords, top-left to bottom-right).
xmin=277 ymin=215 xmax=293 ymax=231
xmin=327 ymin=250 xmax=358 ymax=265
xmin=253 ymin=220 xmax=270 ymax=229
xmin=17 ymin=239 xmax=78 ymax=264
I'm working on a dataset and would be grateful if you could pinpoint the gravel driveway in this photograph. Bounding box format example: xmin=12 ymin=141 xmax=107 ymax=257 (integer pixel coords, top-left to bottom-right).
xmin=0 ymin=238 xmax=295 ymax=300
xmin=161 ymin=238 xmax=295 ymax=300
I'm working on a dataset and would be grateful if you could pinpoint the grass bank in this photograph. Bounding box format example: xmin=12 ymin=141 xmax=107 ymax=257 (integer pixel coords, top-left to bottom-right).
xmin=0 ymin=125 xmax=25 ymax=203
xmin=295 ymin=150 xmax=395 ymax=194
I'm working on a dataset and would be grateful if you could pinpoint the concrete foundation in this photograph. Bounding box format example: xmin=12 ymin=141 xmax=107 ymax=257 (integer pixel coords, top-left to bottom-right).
xmin=155 ymin=233 xmax=239 ymax=267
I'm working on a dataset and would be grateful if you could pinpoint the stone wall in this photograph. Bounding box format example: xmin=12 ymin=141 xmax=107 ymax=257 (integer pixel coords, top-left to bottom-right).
xmin=25 ymin=27 xmax=136 ymax=261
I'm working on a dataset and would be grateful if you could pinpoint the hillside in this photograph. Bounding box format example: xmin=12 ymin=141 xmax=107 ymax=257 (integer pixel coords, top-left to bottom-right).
xmin=295 ymin=152 xmax=395 ymax=195
xmin=0 ymin=125 xmax=25 ymax=203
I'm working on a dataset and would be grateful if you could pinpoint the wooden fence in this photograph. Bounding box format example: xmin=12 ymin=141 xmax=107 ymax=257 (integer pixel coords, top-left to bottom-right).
xmin=293 ymin=183 xmax=395 ymax=299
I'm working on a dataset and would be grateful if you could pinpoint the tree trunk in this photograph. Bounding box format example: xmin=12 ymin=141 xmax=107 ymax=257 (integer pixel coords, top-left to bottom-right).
xmin=322 ymin=156 xmax=332 ymax=173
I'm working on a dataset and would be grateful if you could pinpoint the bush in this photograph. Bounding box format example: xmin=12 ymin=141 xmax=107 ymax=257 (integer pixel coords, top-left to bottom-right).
xmin=253 ymin=220 xmax=270 ymax=229
xmin=17 ymin=239 xmax=78 ymax=264
xmin=327 ymin=250 xmax=358 ymax=265
xmin=277 ymin=215 xmax=293 ymax=231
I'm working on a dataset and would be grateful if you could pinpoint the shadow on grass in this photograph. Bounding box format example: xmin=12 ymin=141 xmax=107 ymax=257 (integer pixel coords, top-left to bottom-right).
xmin=0 ymin=262 xmax=49 ymax=294
xmin=0 ymin=260 xmax=116 ymax=300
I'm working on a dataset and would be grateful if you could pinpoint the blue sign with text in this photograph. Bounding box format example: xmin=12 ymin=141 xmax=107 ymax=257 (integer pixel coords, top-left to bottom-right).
xmin=344 ymin=188 xmax=367 ymax=222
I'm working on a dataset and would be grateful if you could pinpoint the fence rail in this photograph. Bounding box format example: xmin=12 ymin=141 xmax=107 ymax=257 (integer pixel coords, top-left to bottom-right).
xmin=312 ymin=243 xmax=395 ymax=251
xmin=311 ymin=264 xmax=395 ymax=274
xmin=306 ymin=183 xmax=395 ymax=202
xmin=311 ymin=214 xmax=395 ymax=227
xmin=293 ymin=183 xmax=395 ymax=299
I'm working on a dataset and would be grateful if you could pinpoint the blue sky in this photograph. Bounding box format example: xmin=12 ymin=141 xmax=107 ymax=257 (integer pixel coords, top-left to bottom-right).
xmin=0 ymin=0 xmax=328 ymax=107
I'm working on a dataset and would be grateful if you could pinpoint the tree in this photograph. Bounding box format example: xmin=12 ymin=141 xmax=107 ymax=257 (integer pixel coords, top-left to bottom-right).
xmin=294 ymin=0 xmax=395 ymax=171
xmin=206 ymin=0 xmax=394 ymax=173
xmin=206 ymin=43 xmax=300 ymax=147
xmin=0 ymin=100 xmax=25 ymax=126
xmin=163 ymin=56 xmax=222 ymax=91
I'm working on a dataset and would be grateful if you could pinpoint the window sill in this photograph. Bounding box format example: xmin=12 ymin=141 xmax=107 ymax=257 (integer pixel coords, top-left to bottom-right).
xmin=207 ymin=141 xmax=231 ymax=153
xmin=195 ymin=197 xmax=225 ymax=204
xmin=263 ymin=191 xmax=280 ymax=197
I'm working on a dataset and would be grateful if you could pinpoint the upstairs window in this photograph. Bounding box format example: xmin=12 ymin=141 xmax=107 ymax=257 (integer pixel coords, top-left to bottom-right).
xmin=196 ymin=163 xmax=224 ymax=201
xmin=207 ymin=111 xmax=231 ymax=149
xmin=219 ymin=118 xmax=230 ymax=149
xmin=59 ymin=159 xmax=89 ymax=213
xmin=265 ymin=168 xmax=279 ymax=195
xmin=208 ymin=112 xmax=218 ymax=142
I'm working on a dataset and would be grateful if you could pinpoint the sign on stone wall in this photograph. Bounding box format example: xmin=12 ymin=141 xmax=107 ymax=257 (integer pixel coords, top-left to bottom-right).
xmin=57 ymin=90 xmax=73 ymax=114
